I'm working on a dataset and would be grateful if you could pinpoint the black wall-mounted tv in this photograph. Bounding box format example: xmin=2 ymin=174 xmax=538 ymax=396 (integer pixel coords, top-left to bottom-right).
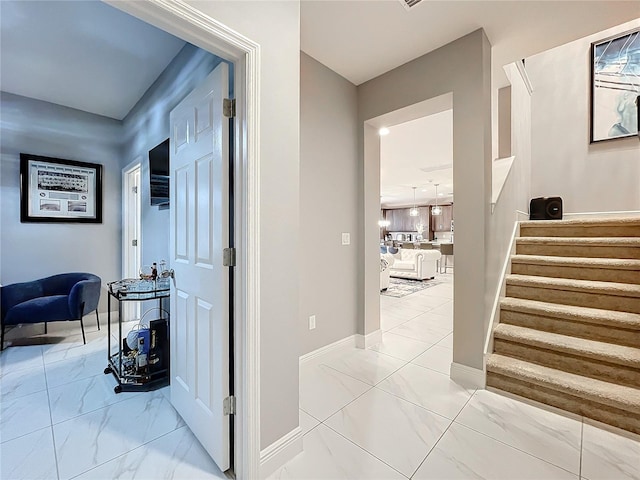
xmin=149 ymin=139 xmax=169 ymax=207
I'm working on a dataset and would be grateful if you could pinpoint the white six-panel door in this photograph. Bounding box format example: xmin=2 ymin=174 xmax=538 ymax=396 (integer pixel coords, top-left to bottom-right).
xmin=169 ymin=63 xmax=230 ymax=472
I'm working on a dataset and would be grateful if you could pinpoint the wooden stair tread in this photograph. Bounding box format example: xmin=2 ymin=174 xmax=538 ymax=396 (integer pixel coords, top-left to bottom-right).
xmin=493 ymin=323 xmax=640 ymax=369
xmin=500 ymin=297 xmax=640 ymax=329
xmin=506 ymin=274 xmax=640 ymax=298
xmin=510 ymin=255 xmax=640 ymax=270
xmin=486 ymin=354 xmax=640 ymax=414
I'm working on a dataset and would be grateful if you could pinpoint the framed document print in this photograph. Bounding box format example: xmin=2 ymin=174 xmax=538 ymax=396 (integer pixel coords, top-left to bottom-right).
xmin=20 ymin=153 xmax=103 ymax=223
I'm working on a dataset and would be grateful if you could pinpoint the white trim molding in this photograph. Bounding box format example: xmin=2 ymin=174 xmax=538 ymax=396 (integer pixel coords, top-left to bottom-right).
xmin=105 ymin=2 xmax=262 ymax=478
xmin=450 ymin=362 xmax=486 ymax=389
xmin=259 ymin=427 xmax=303 ymax=479
xmin=300 ymin=335 xmax=357 ymax=364
xmin=356 ymin=329 xmax=382 ymax=349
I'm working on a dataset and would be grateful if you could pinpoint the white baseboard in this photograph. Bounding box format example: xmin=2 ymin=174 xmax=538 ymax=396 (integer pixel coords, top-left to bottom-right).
xmin=356 ymin=329 xmax=382 ymax=349
xmin=299 ymin=335 xmax=357 ymax=364
xmin=450 ymin=362 xmax=485 ymax=389
xmin=259 ymin=426 xmax=303 ymax=479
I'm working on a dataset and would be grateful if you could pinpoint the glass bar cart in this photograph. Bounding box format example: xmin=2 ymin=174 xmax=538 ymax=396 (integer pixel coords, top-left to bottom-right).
xmin=104 ymin=278 xmax=170 ymax=394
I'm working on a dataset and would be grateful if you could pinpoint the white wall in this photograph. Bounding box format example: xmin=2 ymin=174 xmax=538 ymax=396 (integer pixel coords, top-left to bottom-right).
xmin=183 ymin=1 xmax=301 ymax=450
xmin=122 ymin=44 xmax=222 ymax=268
xmin=0 ymin=92 xmax=122 ymax=312
xmin=527 ymin=19 xmax=640 ymax=213
xmin=358 ymin=30 xmax=493 ymax=372
xmin=299 ymin=53 xmax=358 ymax=355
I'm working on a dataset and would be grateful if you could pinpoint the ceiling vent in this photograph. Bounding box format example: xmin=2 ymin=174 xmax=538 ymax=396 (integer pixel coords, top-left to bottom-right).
xmin=399 ymin=0 xmax=423 ymax=10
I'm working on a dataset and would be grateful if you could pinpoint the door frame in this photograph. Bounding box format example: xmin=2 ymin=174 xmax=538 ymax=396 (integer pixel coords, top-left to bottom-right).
xmin=106 ymin=1 xmax=261 ymax=477
xmin=122 ymin=159 xmax=142 ymax=322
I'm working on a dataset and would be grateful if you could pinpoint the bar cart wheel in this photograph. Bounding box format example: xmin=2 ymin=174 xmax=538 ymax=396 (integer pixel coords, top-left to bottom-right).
xmin=114 ymin=385 xmax=123 ymax=394
xmin=104 ymin=366 xmax=113 ymax=375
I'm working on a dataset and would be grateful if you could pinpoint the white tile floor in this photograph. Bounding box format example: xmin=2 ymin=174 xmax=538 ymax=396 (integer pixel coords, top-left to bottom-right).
xmin=0 ymin=321 xmax=225 ymax=480
xmin=2 ymin=276 xmax=639 ymax=480
xmin=272 ymin=273 xmax=640 ymax=480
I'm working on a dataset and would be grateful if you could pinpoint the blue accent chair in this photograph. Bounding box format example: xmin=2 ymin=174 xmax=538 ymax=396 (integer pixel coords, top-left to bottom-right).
xmin=1 ymin=273 xmax=102 ymax=349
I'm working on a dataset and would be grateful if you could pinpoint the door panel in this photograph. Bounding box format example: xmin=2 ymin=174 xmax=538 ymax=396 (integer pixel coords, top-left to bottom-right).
xmin=169 ymin=62 xmax=230 ymax=472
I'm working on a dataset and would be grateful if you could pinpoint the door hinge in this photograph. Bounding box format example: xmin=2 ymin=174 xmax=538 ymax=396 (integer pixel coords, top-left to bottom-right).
xmin=223 ymin=98 xmax=236 ymax=118
xmin=131 ymin=239 xmax=138 ymax=247
xmin=223 ymin=247 xmax=236 ymax=267
xmin=132 ymin=186 xmax=138 ymax=194
xmin=223 ymin=396 xmax=236 ymax=415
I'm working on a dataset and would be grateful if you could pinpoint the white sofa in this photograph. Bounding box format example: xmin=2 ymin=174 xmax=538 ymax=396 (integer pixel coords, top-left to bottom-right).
xmin=389 ymin=248 xmax=441 ymax=281
xmin=380 ymin=253 xmax=395 ymax=290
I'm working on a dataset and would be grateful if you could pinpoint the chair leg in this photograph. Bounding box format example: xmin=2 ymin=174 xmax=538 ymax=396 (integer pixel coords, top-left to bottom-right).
xmin=95 ymin=310 xmax=100 ymax=331
xmin=44 ymin=322 xmax=48 ymax=334
xmin=1 ymin=324 xmax=5 ymax=351
xmin=80 ymin=317 xmax=86 ymax=344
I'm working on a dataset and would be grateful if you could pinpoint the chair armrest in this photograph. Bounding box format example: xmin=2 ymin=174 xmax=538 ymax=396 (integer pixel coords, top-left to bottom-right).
xmin=68 ymin=279 xmax=101 ymax=318
xmin=1 ymin=280 xmax=44 ymax=321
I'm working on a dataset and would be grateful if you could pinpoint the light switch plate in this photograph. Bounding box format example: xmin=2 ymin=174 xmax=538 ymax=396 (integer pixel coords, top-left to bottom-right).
xmin=341 ymin=233 xmax=350 ymax=245
xmin=309 ymin=315 xmax=316 ymax=330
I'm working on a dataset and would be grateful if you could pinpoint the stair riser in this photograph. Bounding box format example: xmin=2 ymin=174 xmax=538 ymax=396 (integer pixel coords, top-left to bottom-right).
xmin=500 ymin=310 xmax=640 ymax=348
xmin=516 ymin=243 xmax=640 ymax=259
xmin=506 ymin=284 xmax=640 ymax=314
xmin=485 ymin=373 xmax=640 ymax=435
xmin=493 ymin=339 xmax=640 ymax=388
xmin=510 ymin=263 xmax=640 ymax=284
xmin=519 ymin=225 xmax=640 ymax=238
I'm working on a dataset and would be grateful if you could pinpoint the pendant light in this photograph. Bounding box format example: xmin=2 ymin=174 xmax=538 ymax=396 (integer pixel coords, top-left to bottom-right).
xmin=409 ymin=186 xmax=419 ymax=217
xmin=432 ymin=183 xmax=442 ymax=216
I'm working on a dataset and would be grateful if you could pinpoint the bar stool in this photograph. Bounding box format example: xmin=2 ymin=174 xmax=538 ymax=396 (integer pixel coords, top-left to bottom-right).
xmin=439 ymin=243 xmax=454 ymax=273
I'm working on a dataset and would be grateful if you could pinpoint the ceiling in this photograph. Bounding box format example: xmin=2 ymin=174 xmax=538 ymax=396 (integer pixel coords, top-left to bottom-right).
xmin=1 ymin=0 xmax=637 ymax=195
xmin=381 ymin=110 xmax=453 ymax=208
xmin=0 ymin=1 xmax=186 ymax=120
xmin=301 ymin=1 xmax=640 ymax=87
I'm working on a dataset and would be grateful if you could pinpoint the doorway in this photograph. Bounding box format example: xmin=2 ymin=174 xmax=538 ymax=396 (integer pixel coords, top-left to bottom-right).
xmin=375 ymin=97 xmax=455 ymax=372
xmin=122 ymin=160 xmax=142 ymax=323
xmin=105 ymin=2 xmax=261 ymax=477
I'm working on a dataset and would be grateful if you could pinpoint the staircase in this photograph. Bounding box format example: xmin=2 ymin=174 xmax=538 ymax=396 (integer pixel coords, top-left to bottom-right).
xmin=486 ymin=217 xmax=640 ymax=434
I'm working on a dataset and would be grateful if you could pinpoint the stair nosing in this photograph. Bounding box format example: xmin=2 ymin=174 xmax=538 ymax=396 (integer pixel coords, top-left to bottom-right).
xmin=486 ymin=354 xmax=640 ymax=414
xmin=516 ymin=237 xmax=640 ymax=246
xmin=519 ymin=217 xmax=640 ymax=227
xmin=510 ymin=254 xmax=640 ymax=270
xmin=493 ymin=323 xmax=640 ymax=369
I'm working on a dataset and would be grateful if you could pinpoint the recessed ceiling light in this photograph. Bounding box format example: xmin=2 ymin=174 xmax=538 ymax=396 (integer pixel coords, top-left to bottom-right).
xmin=421 ymin=189 xmax=427 ymax=192
xmin=378 ymin=127 xmax=390 ymax=136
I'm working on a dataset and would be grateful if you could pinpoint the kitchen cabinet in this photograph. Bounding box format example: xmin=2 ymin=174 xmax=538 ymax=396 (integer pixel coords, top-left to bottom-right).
xmin=431 ymin=204 xmax=453 ymax=232
xmin=384 ymin=207 xmax=430 ymax=232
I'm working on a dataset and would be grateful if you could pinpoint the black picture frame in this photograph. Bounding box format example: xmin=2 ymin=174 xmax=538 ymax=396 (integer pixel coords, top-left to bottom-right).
xmin=20 ymin=153 xmax=103 ymax=223
xmin=590 ymin=28 xmax=640 ymax=143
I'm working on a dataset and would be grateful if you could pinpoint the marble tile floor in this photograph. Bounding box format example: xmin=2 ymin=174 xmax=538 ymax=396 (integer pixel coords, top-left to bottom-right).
xmin=0 ymin=320 xmax=226 ymax=480
xmin=272 ymin=272 xmax=640 ymax=479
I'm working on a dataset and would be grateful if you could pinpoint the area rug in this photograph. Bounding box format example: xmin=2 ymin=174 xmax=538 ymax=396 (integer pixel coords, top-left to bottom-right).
xmin=381 ymin=277 xmax=445 ymax=298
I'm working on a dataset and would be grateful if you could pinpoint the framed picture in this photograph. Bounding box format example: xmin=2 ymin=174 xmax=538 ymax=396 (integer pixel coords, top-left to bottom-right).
xmin=20 ymin=153 xmax=103 ymax=223
xmin=590 ymin=28 xmax=640 ymax=143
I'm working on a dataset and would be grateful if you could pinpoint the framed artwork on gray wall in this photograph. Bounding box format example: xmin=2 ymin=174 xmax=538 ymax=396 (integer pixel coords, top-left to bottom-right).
xmin=590 ymin=28 xmax=640 ymax=143
xmin=20 ymin=153 xmax=103 ymax=223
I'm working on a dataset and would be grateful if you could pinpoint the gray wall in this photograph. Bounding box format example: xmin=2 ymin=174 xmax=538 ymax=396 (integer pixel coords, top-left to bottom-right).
xmin=184 ymin=1 xmax=302 ymax=450
xmin=0 ymin=92 xmax=122 ymax=312
xmin=358 ymin=29 xmax=493 ymax=372
xmin=122 ymin=44 xmax=222 ymax=267
xmin=527 ymin=19 xmax=640 ymax=213
xmin=485 ymin=63 xmax=532 ymax=335
xmin=299 ymin=52 xmax=358 ymax=355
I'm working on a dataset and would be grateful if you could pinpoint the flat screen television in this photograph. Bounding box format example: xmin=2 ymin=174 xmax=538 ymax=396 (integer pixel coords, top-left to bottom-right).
xmin=149 ymin=139 xmax=169 ymax=206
